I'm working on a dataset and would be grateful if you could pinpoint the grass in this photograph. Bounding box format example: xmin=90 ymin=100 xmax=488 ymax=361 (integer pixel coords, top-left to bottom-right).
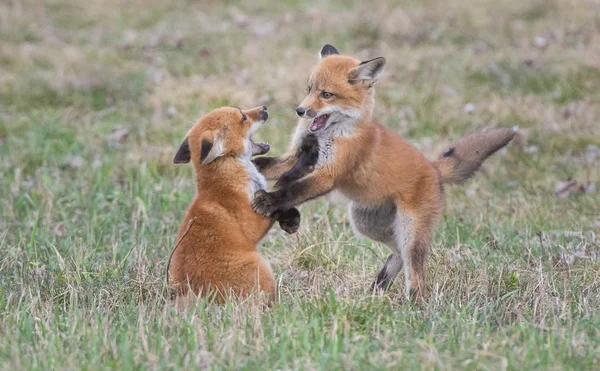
xmin=1 ymin=0 xmax=600 ymax=369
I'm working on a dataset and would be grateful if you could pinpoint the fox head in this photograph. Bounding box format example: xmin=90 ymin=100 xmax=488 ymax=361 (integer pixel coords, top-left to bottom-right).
xmin=296 ymin=44 xmax=386 ymax=134
xmin=173 ymin=106 xmax=269 ymax=168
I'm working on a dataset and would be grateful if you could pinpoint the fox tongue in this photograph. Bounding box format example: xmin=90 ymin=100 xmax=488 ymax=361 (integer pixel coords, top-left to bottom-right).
xmin=310 ymin=115 xmax=329 ymax=132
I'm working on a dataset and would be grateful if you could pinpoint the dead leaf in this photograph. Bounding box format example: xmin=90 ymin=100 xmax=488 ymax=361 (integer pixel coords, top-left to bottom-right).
xmin=555 ymin=179 xmax=578 ymax=198
xmin=54 ymin=222 xmax=65 ymax=237
xmin=66 ymin=156 xmax=84 ymax=168
xmin=463 ymin=103 xmax=476 ymax=114
xmin=164 ymin=106 xmax=178 ymax=118
xmin=555 ymin=179 xmax=596 ymax=199
xmin=198 ymin=48 xmax=212 ymax=58
xmin=106 ymin=128 xmax=129 ymax=145
xmin=524 ymin=145 xmax=539 ymax=154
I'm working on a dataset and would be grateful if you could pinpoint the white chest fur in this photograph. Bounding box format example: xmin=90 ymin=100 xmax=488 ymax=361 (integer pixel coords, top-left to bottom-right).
xmin=317 ymin=136 xmax=335 ymax=167
xmin=239 ymin=156 xmax=267 ymax=200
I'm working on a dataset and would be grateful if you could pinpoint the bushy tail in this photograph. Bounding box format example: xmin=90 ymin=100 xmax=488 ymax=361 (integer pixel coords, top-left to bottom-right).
xmin=432 ymin=127 xmax=517 ymax=185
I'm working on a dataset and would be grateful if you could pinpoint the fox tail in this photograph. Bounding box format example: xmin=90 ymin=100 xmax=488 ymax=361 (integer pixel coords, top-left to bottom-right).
xmin=431 ymin=127 xmax=517 ymax=185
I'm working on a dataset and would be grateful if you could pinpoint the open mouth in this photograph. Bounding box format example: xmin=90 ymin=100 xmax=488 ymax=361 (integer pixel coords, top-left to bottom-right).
xmin=249 ymin=122 xmax=270 ymax=156
xmin=250 ymin=140 xmax=270 ymax=156
xmin=309 ymin=114 xmax=330 ymax=132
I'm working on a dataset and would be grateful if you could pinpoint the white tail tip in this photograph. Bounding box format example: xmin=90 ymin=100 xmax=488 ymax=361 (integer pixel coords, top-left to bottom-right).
xmin=512 ymin=125 xmax=519 ymax=133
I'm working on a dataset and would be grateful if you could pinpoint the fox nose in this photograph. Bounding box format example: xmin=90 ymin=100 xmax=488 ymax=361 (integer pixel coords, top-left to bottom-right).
xmin=260 ymin=106 xmax=268 ymax=121
xmin=296 ymin=107 xmax=306 ymax=117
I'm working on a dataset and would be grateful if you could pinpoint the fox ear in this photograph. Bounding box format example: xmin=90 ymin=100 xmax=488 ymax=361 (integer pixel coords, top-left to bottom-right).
xmin=200 ymin=134 xmax=224 ymax=165
xmin=348 ymin=57 xmax=386 ymax=85
xmin=319 ymin=44 xmax=339 ymax=59
xmin=173 ymin=137 xmax=191 ymax=164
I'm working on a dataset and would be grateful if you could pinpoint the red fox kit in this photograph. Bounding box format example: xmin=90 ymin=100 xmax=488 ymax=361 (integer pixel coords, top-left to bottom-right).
xmin=169 ymin=106 xmax=317 ymax=307
xmin=252 ymin=45 xmax=516 ymax=300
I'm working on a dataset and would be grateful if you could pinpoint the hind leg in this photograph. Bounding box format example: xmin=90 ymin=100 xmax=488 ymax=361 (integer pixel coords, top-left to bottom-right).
xmin=397 ymin=214 xmax=437 ymax=301
xmin=372 ymin=252 xmax=403 ymax=291
xmin=349 ymin=201 xmax=405 ymax=291
xmin=369 ymin=207 xmax=432 ymax=300
xmin=376 ymin=209 xmax=416 ymax=298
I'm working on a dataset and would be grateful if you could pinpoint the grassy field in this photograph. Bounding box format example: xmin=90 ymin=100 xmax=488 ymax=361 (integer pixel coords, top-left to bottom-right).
xmin=1 ymin=0 xmax=600 ymax=369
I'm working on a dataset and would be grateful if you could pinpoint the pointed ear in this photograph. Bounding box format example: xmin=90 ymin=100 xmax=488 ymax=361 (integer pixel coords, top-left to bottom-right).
xmin=348 ymin=57 xmax=386 ymax=85
xmin=173 ymin=137 xmax=191 ymax=164
xmin=319 ymin=44 xmax=339 ymax=60
xmin=200 ymin=134 xmax=223 ymax=165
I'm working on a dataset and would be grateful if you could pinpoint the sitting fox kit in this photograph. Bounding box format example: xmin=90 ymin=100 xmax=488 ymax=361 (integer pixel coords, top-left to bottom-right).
xmin=253 ymin=44 xmax=516 ymax=300
xmin=170 ymin=106 xmax=317 ymax=306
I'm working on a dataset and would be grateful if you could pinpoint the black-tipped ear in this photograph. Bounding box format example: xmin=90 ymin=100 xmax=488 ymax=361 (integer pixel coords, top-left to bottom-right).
xmin=348 ymin=57 xmax=386 ymax=85
xmin=320 ymin=44 xmax=339 ymax=59
xmin=173 ymin=137 xmax=191 ymax=164
xmin=199 ymin=133 xmax=224 ymax=165
xmin=199 ymin=139 xmax=213 ymax=164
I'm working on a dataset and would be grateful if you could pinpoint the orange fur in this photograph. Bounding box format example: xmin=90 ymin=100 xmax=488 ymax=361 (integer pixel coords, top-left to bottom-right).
xmin=171 ymin=106 xmax=277 ymax=308
xmin=253 ymin=45 xmax=516 ymax=300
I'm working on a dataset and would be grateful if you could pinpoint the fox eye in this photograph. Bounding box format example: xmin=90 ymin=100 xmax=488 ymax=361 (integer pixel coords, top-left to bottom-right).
xmin=239 ymin=109 xmax=247 ymax=122
xmin=321 ymin=91 xmax=333 ymax=99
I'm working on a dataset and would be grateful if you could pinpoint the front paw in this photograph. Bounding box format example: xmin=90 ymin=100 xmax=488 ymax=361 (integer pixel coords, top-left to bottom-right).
xmin=277 ymin=208 xmax=301 ymax=234
xmin=252 ymin=189 xmax=278 ymax=216
xmin=252 ymin=156 xmax=275 ymax=171
xmin=251 ymin=141 xmax=270 ymax=156
xmin=299 ymin=133 xmax=319 ymax=167
xmin=301 ymin=134 xmax=319 ymax=153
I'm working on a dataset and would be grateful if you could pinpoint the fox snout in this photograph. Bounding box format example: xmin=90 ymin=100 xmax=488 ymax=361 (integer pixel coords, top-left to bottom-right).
xmin=245 ymin=105 xmax=268 ymax=122
xmin=295 ymin=106 xmax=317 ymax=118
xmin=296 ymin=93 xmax=322 ymax=119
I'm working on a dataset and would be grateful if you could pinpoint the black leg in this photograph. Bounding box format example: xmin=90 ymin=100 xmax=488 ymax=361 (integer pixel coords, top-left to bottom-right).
xmin=371 ymin=254 xmax=398 ymax=291
xmin=275 ymin=134 xmax=319 ymax=188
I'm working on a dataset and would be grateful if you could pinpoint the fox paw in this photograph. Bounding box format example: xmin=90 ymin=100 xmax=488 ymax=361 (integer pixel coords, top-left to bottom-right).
xmin=252 ymin=156 xmax=275 ymax=171
xmin=252 ymin=189 xmax=279 ymax=216
xmin=276 ymin=208 xmax=301 ymax=234
xmin=300 ymin=134 xmax=319 ymax=166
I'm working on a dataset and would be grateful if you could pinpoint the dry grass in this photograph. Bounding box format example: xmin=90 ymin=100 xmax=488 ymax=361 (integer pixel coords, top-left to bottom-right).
xmin=1 ymin=0 xmax=599 ymax=369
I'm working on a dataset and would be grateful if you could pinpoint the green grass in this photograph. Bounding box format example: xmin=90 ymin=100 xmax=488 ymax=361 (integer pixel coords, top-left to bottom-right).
xmin=1 ymin=0 xmax=600 ymax=369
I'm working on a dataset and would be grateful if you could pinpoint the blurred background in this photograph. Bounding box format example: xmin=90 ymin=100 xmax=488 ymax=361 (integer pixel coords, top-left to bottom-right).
xmin=2 ymin=0 xmax=599 ymax=171
xmin=2 ymin=0 xmax=597 ymax=242
xmin=1 ymin=0 xmax=599 ymax=368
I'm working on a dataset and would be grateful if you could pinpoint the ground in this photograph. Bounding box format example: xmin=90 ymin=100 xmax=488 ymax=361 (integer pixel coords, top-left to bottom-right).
xmin=1 ymin=0 xmax=599 ymax=369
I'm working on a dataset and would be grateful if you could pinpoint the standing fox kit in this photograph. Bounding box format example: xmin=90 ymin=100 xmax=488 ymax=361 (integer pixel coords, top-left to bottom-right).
xmin=169 ymin=106 xmax=317 ymax=306
xmin=252 ymin=45 xmax=516 ymax=300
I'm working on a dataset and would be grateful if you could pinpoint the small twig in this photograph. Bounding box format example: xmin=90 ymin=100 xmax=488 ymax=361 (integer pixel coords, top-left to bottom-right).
xmin=165 ymin=217 xmax=198 ymax=294
xmin=536 ymin=231 xmax=545 ymax=263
